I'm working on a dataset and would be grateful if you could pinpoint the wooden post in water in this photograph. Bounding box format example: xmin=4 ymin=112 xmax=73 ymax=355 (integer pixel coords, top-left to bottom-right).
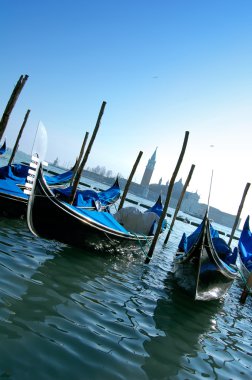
xmin=70 ymin=131 xmax=89 ymax=185
xmin=145 ymin=131 xmax=190 ymax=264
xmin=118 ymin=150 xmax=143 ymax=211
xmin=0 ymin=75 xmax=29 ymax=141
xmin=8 ymin=109 xmax=31 ymax=165
xmin=164 ymin=163 xmax=195 ymax=244
xmin=240 ymin=272 xmax=252 ymax=304
xmin=228 ymin=182 xmax=251 ymax=246
xmin=69 ymin=101 xmax=106 ymax=204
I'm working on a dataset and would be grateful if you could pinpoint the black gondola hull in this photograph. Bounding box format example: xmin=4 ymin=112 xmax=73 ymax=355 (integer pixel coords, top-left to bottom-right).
xmin=0 ymin=193 xmax=27 ymax=218
xmin=173 ymin=216 xmax=237 ymax=301
xmin=27 ymin=164 xmax=153 ymax=254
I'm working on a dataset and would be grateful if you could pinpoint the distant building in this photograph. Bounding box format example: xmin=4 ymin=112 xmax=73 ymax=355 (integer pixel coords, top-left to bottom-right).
xmin=52 ymin=157 xmax=59 ymax=166
xmin=81 ymin=147 xmax=239 ymax=229
xmin=140 ymin=148 xmax=157 ymax=187
xmin=137 ymin=148 xmax=238 ymax=228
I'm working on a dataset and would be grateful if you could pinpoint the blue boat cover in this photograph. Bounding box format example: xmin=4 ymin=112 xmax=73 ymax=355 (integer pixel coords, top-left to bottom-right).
xmin=145 ymin=196 xmax=163 ymax=217
xmin=238 ymin=216 xmax=252 ymax=270
xmin=53 ymin=182 xmax=120 ymax=209
xmin=53 ymin=187 xmax=99 ymax=208
xmin=178 ymin=218 xmax=237 ymax=265
xmin=212 ymin=237 xmax=237 ymax=265
xmin=178 ymin=220 xmax=219 ymax=253
xmin=144 ymin=195 xmax=167 ymax=233
xmin=0 ymin=164 xmax=74 ymax=186
xmin=65 ymin=202 xmax=130 ymax=233
xmin=0 ymin=164 xmax=27 ymax=184
xmin=45 ymin=168 xmax=75 ymax=186
xmin=0 ymin=178 xmax=28 ymax=199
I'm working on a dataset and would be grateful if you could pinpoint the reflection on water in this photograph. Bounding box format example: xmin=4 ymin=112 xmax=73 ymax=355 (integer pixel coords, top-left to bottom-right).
xmin=142 ymin=267 xmax=252 ymax=380
xmin=0 ymin=217 xmax=251 ymax=379
xmin=142 ymin=274 xmax=222 ymax=379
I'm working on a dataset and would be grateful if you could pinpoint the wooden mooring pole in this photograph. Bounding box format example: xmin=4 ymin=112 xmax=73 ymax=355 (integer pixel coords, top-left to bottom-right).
xmin=0 ymin=75 xmax=29 ymax=141
xmin=8 ymin=109 xmax=31 ymax=165
xmin=145 ymin=131 xmax=190 ymax=264
xmin=228 ymin=182 xmax=251 ymax=246
xmin=240 ymin=273 xmax=252 ymax=304
xmin=70 ymin=131 xmax=89 ymax=185
xmin=118 ymin=150 xmax=143 ymax=210
xmin=69 ymin=101 xmax=106 ymax=204
xmin=164 ymin=163 xmax=195 ymax=244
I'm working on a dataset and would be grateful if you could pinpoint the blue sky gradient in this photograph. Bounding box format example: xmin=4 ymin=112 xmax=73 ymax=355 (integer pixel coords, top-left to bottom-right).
xmin=1 ymin=1 xmax=252 ymax=224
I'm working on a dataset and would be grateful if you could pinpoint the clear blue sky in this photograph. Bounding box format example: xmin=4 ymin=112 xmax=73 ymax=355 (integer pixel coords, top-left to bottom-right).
xmin=1 ymin=0 xmax=252 ymax=225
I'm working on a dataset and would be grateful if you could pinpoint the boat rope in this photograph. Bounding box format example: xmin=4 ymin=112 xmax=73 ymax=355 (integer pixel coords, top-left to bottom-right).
xmin=130 ymin=232 xmax=152 ymax=257
xmin=101 ymin=232 xmax=149 ymax=256
xmin=33 ymin=194 xmax=56 ymax=198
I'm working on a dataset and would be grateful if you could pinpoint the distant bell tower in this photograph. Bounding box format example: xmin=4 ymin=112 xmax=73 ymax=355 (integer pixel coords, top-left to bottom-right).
xmin=140 ymin=147 xmax=157 ymax=187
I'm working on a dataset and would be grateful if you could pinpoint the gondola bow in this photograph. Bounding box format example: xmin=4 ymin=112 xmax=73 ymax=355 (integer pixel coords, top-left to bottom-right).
xmin=173 ymin=213 xmax=238 ymax=301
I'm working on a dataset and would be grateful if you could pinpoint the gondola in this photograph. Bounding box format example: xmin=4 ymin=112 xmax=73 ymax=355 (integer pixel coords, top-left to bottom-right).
xmin=173 ymin=213 xmax=238 ymax=301
xmin=26 ymin=159 xmax=165 ymax=254
xmin=237 ymin=216 xmax=252 ymax=279
xmin=236 ymin=215 xmax=252 ymax=302
xmin=0 ymin=168 xmax=120 ymax=218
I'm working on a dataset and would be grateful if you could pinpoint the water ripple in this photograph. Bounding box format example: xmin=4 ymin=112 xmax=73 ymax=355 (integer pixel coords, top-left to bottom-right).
xmin=0 ymin=218 xmax=251 ymax=379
